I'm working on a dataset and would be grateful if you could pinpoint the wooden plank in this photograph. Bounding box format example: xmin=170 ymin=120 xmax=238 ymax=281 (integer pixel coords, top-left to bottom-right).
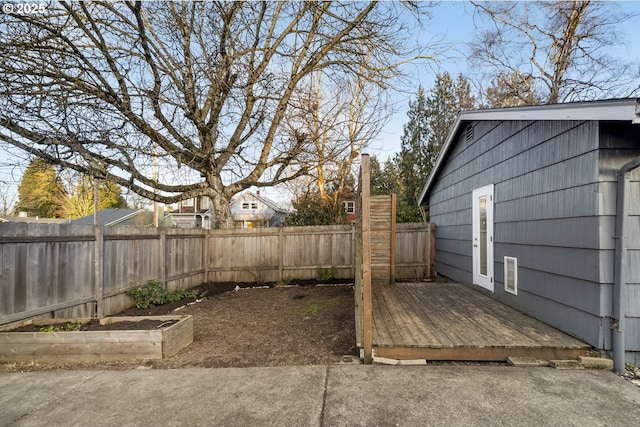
xmin=416 ymin=284 xmax=540 ymax=347
xmin=369 ymin=281 xmax=590 ymax=361
xmin=373 ymin=346 xmax=589 ymax=362
xmin=361 ymin=154 xmax=373 ymax=364
xmin=163 ymin=315 xmax=194 ymax=357
xmin=371 ymin=284 xmax=405 ymax=346
xmin=383 ymin=284 xmax=458 ymax=347
xmin=0 ymin=297 xmax=97 ymax=326
xmin=428 ymin=223 xmax=435 ymax=279
xmin=372 ymin=284 xmax=434 ymax=347
xmin=382 ymin=283 xmax=446 ymax=346
xmin=390 ymin=193 xmax=396 ymax=284
xmin=400 ymin=284 xmax=478 ymax=346
xmin=94 ymin=226 xmax=103 ymax=318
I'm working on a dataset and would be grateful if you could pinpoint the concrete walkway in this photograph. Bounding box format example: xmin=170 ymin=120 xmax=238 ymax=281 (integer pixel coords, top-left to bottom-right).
xmin=1 ymin=365 xmax=639 ymax=427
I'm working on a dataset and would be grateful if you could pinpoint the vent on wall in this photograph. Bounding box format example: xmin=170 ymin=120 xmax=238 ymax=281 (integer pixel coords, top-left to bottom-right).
xmin=504 ymin=256 xmax=518 ymax=295
xmin=465 ymin=125 xmax=474 ymax=142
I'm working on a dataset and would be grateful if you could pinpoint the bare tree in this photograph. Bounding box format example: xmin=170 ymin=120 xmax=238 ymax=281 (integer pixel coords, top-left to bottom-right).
xmin=483 ymin=70 xmax=541 ymax=108
xmin=470 ymin=0 xmax=638 ymax=104
xmin=0 ymin=1 xmax=430 ymax=228
xmin=286 ymin=54 xmax=392 ymax=222
xmin=0 ymin=183 xmax=16 ymax=216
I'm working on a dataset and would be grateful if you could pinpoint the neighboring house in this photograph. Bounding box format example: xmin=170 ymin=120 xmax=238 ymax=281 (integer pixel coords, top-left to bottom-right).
xmin=71 ymin=208 xmax=152 ymax=226
xmin=163 ymin=196 xmax=212 ymax=229
xmin=418 ymin=98 xmax=640 ymax=368
xmin=342 ymin=196 xmax=357 ymax=224
xmin=230 ymin=191 xmax=287 ymax=228
xmin=0 ymin=213 xmax=68 ymax=224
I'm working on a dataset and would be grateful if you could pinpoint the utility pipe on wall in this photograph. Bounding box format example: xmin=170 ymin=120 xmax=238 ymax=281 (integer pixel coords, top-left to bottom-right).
xmin=612 ymin=155 xmax=640 ymax=373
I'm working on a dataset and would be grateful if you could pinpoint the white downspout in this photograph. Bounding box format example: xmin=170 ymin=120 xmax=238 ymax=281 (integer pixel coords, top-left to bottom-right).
xmin=612 ymin=155 xmax=640 ymax=372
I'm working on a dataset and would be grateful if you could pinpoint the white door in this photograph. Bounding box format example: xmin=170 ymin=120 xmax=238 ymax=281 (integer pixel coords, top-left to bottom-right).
xmin=472 ymin=184 xmax=494 ymax=292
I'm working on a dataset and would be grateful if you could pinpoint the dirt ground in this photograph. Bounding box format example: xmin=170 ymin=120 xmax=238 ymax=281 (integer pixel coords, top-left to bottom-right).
xmin=0 ymin=281 xmax=357 ymax=372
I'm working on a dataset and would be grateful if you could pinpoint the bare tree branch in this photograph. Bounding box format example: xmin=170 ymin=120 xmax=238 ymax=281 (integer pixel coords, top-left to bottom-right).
xmin=470 ymin=0 xmax=638 ymax=104
xmin=0 ymin=1 xmax=434 ymax=227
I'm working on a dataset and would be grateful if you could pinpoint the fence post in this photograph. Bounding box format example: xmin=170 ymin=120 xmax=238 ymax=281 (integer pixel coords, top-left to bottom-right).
xmin=390 ymin=193 xmax=396 ymax=284
xmin=203 ymin=229 xmax=210 ymax=284
xmin=361 ymin=154 xmax=373 ymax=364
xmin=94 ymin=225 xmax=104 ymax=318
xmin=351 ymin=224 xmax=356 ymax=279
xmin=428 ymin=222 xmax=435 ymax=279
xmin=159 ymin=228 xmax=166 ymax=288
xmin=278 ymin=227 xmax=284 ymax=282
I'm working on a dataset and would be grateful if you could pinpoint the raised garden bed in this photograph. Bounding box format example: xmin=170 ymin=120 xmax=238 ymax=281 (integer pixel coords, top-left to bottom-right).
xmin=0 ymin=315 xmax=193 ymax=364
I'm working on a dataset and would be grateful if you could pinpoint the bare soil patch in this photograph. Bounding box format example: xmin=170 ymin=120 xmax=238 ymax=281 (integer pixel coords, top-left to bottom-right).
xmin=0 ymin=280 xmax=356 ymax=372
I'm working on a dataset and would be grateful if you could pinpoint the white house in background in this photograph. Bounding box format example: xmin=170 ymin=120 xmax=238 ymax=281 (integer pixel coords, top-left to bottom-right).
xmin=163 ymin=196 xmax=213 ymax=229
xmin=230 ymin=191 xmax=288 ymax=228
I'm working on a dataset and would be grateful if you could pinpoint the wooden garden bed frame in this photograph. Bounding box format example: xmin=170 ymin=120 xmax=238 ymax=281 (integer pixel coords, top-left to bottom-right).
xmin=0 ymin=315 xmax=193 ymax=363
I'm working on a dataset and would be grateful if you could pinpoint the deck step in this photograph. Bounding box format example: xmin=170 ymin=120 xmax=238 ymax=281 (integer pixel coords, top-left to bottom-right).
xmin=507 ymin=356 xmax=540 ymax=367
xmin=550 ymin=360 xmax=584 ymax=370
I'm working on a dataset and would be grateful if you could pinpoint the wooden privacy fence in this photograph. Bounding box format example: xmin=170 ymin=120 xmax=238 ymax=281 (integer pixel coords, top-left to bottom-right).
xmin=1 ymin=221 xmax=433 ymax=326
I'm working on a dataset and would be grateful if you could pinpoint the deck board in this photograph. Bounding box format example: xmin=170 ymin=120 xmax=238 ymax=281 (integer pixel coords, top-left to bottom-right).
xmin=371 ymin=282 xmax=590 ymax=361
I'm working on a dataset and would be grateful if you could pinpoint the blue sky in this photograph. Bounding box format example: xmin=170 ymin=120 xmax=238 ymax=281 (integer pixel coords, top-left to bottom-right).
xmin=2 ymin=1 xmax=640 ymax=210
xmin=367 ymin=0 xmax=640 ymax=163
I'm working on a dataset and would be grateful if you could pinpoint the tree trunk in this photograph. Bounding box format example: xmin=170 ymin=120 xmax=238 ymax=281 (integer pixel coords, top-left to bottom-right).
xmin=210 ymin=192 xmax=234 ymax=229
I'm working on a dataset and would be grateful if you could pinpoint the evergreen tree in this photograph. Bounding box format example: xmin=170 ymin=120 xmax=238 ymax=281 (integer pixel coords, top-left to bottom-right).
xmin=395 ymin=73 xmax=476 ymax=221
xmin=394 ymin=87 xmax=430 ymax=222
xmin=284 ymin=193 xmax=344 ymax=226
xmin=370 ymin=156 xmax=390 ymax=196
xmin=14 ymin=158 xmax=67 ymax=218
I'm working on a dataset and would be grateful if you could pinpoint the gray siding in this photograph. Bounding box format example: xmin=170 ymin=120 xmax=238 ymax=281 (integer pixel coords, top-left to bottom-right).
xmin=598 ymin=123 xmax=640 ymax=364
xmin=428 ymin=120 xmax=610 ymax=348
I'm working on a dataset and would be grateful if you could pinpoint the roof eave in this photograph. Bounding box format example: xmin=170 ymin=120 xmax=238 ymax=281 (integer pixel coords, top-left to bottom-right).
xmin=105 ymin=209 xmax=145 ymax=226
xmin=418 ymin=98 xmax=640 ymax=206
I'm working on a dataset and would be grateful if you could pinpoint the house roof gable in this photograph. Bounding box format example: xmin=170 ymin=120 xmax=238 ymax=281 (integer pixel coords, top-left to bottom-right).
xmin=230 ymin=191 xmax=287 ymax=214
xmin=418 ymin=98 xmax=640 ymax=206
xmin=71 ymin=208 xmax=145 ymax=226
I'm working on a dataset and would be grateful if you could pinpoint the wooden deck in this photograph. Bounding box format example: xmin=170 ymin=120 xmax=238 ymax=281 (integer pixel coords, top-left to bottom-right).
xmin=371 ymin=282 xmax=591 ymax=361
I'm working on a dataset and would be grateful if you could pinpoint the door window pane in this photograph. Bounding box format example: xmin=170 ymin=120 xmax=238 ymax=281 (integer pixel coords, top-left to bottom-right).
xmin=480 ymin=196 xmax=487 ymax=275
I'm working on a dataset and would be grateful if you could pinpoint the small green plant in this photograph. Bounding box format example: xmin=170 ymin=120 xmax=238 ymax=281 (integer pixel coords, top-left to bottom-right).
xmin=37 ymin=321 xmax=82 ymax=332
xmin=166 ymin=288 xmax=202 ymax=303
xmin=126 ymin=279 xmax=203 ymax=308
xmin=316 ymin=266 xmax=337 ymax=281
xmin=61 ymin=321 xmax=82 ymax=331
xmin=299 ymin=297 xmax=341 ymax=316
xmin=126 ymin=279 xmax=167 ymax=308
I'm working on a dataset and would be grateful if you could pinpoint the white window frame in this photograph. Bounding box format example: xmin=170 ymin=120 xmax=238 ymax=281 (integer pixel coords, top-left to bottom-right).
xmin=504 ymin=256 xmax=518 ymax=295
xmin=343 ymin=201 xmax=355 ymax=214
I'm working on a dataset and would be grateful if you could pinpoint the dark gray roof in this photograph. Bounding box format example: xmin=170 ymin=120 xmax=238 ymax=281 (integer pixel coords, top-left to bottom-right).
xmin=71 ymin=208 xmax=145 ymax=226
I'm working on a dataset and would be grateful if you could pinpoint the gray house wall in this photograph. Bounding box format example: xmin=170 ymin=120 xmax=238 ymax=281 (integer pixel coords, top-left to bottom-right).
xmin=598 ymin=122 xmax=640 ymax=364
xmin=426 ymin=119 xmax=639 ymax=358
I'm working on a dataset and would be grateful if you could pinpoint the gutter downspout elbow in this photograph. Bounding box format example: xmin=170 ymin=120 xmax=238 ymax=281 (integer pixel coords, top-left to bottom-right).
xmin=612 ymin=155 xmax=640 ymax=373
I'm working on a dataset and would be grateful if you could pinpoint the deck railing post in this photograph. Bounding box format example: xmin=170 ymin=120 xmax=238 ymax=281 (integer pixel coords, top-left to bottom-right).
xmin=361 ymin=154 xmax=373 ymax=364
xmin=390 ymin=193 xmax=396 ymax=284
